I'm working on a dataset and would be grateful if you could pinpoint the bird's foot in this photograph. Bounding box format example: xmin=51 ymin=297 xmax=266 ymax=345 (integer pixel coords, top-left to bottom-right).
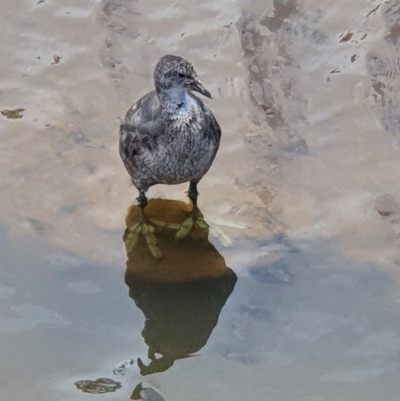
xmin=124 ymin=220 xmax=162 ymax=259
xmin=124 ymin=190 xmax=162 ymax=258
xmin=175 ymin=206 xmax=209 ymax=240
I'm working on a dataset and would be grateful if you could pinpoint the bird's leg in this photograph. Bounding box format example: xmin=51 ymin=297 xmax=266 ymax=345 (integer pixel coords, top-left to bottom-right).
xmin=124 ymin=189 xmax=162 ymax=258
xmin=187 ymin=181 xmax=198 ymax=206
xmin=137 ymin=189 xmax=148 ymax=208
xmin=175 ymin=182 xmax=208 ymax=240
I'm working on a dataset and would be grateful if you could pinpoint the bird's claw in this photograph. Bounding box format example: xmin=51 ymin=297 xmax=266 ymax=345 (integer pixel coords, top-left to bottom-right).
xmin=124 ymin=221 xmax=162 ymax=259
xmin=195 ymin=216 xmax=209 ymax=229
xmin=175 ymin=217 xmax=194 ymax=240
xmin=174 ymin=215 xmax=209 ymax=240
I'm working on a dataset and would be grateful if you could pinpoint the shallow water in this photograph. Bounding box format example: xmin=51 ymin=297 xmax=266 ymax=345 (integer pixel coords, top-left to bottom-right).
xmin=1 ymin=0 xmax=400 ymax=400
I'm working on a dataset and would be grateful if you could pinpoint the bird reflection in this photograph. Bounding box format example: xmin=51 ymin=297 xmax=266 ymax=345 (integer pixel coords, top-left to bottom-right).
xmin=123 ymin=198 xmax=237 ymax=383
xmin=126 ymin=272 xmax=237 ymax=376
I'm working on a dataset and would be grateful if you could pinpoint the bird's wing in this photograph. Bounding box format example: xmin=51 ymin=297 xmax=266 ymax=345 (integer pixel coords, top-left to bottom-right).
xmin=206 ymin=108 xmax=222 ymax=142
xmin=124 ymin=90 xmax=161 ymax=127
xmin=119 ymin=91 xmax=163 ymax=172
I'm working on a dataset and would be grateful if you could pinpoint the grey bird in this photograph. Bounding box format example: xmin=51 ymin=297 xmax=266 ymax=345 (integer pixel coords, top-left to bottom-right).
xmin=119 ymin=55 xmax=221 ymax=248
xmin=119 ymin=54 xmax=221 ymax=208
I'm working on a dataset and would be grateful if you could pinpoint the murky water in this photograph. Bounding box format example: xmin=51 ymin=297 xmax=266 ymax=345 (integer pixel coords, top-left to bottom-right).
xmin=1 ymin=0 xmax=400 ymax=399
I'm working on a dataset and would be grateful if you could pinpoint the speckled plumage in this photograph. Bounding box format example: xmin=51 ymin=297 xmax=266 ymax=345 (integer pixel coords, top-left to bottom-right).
xmin=119 ymin=55 xmax=221 ymax=206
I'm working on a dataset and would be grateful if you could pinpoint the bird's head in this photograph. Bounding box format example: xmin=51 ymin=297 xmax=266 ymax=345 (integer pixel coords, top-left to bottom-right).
xmin=153 ymin=54 xmax=212 ymax=99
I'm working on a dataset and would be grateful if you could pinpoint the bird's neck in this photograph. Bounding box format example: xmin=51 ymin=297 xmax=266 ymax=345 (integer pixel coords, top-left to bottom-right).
xmin=157 ymin=88 xmax=196 ymax=124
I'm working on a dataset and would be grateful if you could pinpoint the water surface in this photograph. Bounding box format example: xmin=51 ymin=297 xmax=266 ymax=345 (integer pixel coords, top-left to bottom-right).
xmin=1 ymin=0 xmax=400 ymax=400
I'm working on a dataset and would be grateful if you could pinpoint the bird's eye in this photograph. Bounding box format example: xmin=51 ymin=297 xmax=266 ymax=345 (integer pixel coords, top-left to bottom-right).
xmin=178 ymin=73 xmax=186 ymax=78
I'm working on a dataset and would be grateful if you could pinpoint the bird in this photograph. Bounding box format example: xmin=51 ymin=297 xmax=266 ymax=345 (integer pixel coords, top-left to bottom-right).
xmin=119 ymin=54 xmax=221 ymax=207
xmin=119 ymin=54 xmax=221 ymax=245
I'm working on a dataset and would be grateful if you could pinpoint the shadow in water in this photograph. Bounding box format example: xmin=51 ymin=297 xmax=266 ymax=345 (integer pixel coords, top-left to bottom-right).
xmin=123 ymin=198 xmax=232 ymax=281
xmin=123 ymin=199 xmax=237 ymax=397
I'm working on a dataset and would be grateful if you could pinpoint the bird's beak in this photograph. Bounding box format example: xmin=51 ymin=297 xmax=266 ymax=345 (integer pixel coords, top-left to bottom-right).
xmin=191 ymin=78 xmax=212 ymax=99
